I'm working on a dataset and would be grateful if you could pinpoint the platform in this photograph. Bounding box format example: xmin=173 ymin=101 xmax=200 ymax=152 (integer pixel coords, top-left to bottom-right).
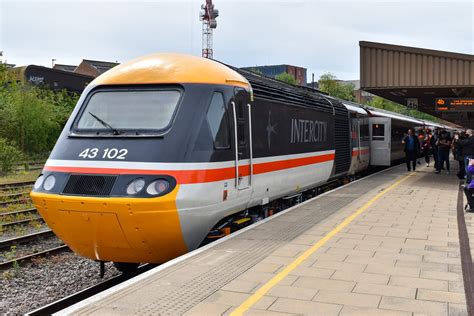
xmin=59 ymin=163 xmax=469 ymax=316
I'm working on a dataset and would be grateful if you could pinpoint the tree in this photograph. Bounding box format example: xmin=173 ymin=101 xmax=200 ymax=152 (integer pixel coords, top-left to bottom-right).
xmin=0 ymin=64 xmax=79 ymax=158
xmin=318 ymin=73 xmax=355 ymax=101
xmin=365 ymin=96 xmax=439 ymax=122
xmin=275 ymin=72 xmax=297 ymax=85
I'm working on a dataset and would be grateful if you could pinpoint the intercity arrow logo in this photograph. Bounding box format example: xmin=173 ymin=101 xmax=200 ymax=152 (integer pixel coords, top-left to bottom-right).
xmin=266 ymin=110 xmax=277 ymax=150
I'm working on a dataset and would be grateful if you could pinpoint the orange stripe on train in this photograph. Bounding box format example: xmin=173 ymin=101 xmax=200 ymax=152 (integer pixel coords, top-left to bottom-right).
xmin=43 ymin=153 xmax=335 ymax=184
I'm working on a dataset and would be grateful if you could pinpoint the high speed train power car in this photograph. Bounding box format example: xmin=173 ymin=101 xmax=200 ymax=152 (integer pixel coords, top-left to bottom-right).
xmin=30 ymin=53 xmax=452 ymax=270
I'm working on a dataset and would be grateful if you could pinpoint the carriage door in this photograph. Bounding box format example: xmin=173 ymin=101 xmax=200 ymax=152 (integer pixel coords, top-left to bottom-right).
xmin=232 ymin=88 xmax=252 ymax=190
xmin=369 ymin=117 xmax=391 ymax=166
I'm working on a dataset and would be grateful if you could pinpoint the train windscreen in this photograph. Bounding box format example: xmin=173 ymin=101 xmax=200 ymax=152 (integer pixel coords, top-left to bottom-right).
xmin=75 ymin=89 xmax=181 ymax=134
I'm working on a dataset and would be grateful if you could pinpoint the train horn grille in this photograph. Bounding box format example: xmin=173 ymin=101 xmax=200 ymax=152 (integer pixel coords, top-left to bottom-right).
xmin=62 ymin=175 xmax=117 ymax=196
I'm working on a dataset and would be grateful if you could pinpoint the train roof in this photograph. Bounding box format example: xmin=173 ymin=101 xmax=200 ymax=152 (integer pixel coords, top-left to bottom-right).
xmin=340 ymin=100 xmax=369 ymax=115
xmin=364 ymin=105 xmax=424 ymax=125
xmin=91 ymin=53 xmax=250 ymax=89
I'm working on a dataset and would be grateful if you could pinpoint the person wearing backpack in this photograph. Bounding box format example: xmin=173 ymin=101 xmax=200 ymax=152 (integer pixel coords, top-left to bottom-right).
xmin=464 ymin=159 xmax=474 ymax=212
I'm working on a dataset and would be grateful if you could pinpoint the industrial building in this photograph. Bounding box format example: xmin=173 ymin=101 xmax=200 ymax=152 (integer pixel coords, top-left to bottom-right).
xmin=10 ymin=65 xmax=93 ymax=94
xmin=241 ymin=64 xmax=307 ymax=85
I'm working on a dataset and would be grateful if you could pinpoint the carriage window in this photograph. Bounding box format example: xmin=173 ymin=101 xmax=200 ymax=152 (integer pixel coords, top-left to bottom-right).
xmin=206 ymin=92 xmax=230 ymax=149
xmin=372 ymin=124 xmax=385 ymax=141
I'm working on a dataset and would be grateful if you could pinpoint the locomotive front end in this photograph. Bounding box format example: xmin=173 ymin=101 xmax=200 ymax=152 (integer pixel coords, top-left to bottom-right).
xmin=30 ymin=53 xmax=251 ymax=265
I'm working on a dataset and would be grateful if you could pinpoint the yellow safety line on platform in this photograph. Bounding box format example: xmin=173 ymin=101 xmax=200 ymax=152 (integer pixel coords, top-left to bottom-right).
xmin=230 ymin=172 xmax=415 ymax=316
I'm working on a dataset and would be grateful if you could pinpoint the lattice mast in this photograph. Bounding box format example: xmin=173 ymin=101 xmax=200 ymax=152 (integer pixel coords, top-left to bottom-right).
xmin=200 ymin=0 xmax=219 ymax=59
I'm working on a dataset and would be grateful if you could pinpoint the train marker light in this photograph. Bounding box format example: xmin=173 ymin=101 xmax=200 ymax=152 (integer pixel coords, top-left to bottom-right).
xmin=43 ymin=175 xmax=56 ymax=191
xmin=126 ymin=178 xmax=146 ymax=195
xmin=34 ymin=175 xmax=45 ymax=190
xmin=146 ymin=179 xmax=170 ymax=196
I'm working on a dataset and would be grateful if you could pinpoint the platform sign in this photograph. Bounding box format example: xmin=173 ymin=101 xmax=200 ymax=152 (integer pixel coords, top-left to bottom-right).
xmin=435 ymin=98 xmax=474 ymax=112
xmin=407 ymin=98 xmax=418 ymax=110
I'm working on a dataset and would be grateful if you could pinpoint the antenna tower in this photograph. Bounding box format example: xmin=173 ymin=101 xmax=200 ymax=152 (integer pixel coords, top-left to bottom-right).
xmin=200 ymin=0 xmax=219 ymax=59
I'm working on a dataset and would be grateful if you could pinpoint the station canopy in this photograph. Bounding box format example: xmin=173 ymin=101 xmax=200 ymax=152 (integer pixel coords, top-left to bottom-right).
xmin=360 ymin=41 xmax=474 ymax=128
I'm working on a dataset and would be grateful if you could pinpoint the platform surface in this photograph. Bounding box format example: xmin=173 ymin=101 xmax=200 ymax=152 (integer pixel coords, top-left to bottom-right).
xmin=60 ymin=163 xmax=468 ymax=316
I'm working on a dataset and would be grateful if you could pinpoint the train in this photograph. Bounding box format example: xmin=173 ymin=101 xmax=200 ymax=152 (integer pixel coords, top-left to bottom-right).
xmin=30 ymin=53 xmax=455 ymax=271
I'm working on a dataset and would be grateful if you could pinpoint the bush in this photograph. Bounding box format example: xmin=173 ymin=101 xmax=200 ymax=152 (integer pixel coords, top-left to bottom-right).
xmin=0 ymin=138 xmax=23 ymax=174
xmin=0 ymin=65 xmax=79 ymax=156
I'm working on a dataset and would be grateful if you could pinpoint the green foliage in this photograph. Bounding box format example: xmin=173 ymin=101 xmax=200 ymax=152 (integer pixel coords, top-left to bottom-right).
xmin=365 ymin=96 xmax=439 ymax=122
xmin=275 ymin=72 xmax=297 ymax=85
xmin=0 ymin=64 xmax=79 ymax=162
xmin=318 ymin=73 xmax=355 ymax=101
xmin=0 ymin=138 xmax=23 ymax=174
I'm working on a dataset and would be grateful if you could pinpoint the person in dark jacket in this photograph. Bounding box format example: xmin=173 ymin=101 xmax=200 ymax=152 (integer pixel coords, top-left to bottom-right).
xmin=430 ymin=129 xmax=439 ymax=170
xmin=421 ymin=133 xmax=432 ymax=167
xmin=454 ymin=132 xmax=466 ymax=180
xmin=402 ymin=129 xmax=420 ymax=172
xmin=459 ymin=129 xmax=474 ymax=184
xmin=464 ymin=159 xmax=474 ymax=212
xmin=436 ymin=130 xmax=452 ymax=174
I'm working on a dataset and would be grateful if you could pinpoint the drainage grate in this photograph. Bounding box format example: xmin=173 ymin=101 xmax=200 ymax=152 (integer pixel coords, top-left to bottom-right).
xmin=62 ymin=175 xmax=117 ymax=197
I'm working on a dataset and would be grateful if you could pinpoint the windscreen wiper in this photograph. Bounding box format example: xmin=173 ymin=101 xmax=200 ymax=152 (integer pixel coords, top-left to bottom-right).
xmin=88 ymin=112 xmax=121 ymax=135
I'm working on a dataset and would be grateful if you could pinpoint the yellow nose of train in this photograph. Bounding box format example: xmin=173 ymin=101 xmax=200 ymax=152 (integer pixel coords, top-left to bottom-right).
xmin=30 ymin=187 xmax=188 ymax=264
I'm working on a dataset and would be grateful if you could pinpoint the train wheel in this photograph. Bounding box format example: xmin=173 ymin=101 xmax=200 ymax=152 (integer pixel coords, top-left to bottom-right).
xmin=113 ymin=262 xmax=140 ymax=273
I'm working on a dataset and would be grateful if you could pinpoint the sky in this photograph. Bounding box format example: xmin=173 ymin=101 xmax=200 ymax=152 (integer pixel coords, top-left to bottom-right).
xmin=0 ymin=0 xmax=473 ymax=81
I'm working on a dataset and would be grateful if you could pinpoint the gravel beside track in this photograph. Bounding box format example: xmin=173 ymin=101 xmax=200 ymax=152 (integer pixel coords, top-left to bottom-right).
xmin=1 ymin=252 xmax=120 ymax=315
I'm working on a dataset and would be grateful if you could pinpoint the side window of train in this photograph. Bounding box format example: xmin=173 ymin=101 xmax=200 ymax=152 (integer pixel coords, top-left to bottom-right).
xmin=372 ymin=124 xmax=385 ymax=141
xmin=234 ymin=88 xmax=248 ymax=145
xmin=206 ymin=92 xmax=230 ymax=149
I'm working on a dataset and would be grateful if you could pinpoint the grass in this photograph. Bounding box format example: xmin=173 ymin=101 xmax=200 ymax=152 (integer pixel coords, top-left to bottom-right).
xmin=0 ymin=170 xmax=41 ymax=185
xmin=0 ymin=201 xmax=35 ymax=213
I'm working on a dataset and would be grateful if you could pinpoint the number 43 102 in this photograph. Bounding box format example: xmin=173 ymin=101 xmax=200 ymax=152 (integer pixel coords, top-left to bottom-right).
xmin=78 ymin=148 xmax=128 ymax=160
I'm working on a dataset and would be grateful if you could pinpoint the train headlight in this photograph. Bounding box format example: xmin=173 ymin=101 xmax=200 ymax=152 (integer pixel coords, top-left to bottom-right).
xmin=43 ymin=175 xmax=56 ymax=191
xmin=126 ymin=178 xmax=146 ymax=195
xmin=34 ymin=175 xmax=45 ymax=190
xmin=146 ymin=179 xmax=170 ymax=196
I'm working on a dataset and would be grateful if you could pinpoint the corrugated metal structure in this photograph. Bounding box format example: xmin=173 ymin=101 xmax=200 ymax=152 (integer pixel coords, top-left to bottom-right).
xmin=360 ymin=41 xmax=474 ymax=128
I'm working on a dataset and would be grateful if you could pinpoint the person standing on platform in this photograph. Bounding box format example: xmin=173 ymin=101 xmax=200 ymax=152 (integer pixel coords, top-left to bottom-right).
xmin=402 ymin=129 xmax=420 ymax=172
xmin=454 ymin=132 xmax=466 ymax=180
xmin=421 ymin=133 xmax=432 ymax=167
xmin=459 ymin=129 xmax=474 ymax=184
xmin=464 ymin=159 xmax=474 ymax=212
xmin=431 ymin=129 xmax=439 ymax=170
xmin=436 ymin=130 xmax=452 ymax=174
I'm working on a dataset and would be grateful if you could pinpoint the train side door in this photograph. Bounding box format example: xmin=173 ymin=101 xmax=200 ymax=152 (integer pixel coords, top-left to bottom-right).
xmin=369 ymin=117 xmax=391 ymax=166
xmin=231 ymin=88 xmax=253 ymax=190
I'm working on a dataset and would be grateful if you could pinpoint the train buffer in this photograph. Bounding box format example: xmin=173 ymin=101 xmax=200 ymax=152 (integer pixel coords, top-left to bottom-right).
xmin=59 ymin=163 xmax=469 ymax=315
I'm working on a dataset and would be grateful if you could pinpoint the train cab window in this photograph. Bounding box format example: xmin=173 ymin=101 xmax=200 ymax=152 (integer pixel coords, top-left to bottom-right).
xmin=206 ymin=92 xmax=230 ymax=149
xmin=372 ymin=124 xmax=385 ymax=141
xmin=75 ymin=89 xmax=181 ymax=134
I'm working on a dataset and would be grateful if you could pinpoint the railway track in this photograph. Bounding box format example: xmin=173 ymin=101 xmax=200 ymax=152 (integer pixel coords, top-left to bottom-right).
xmin=0 ymin=207 xmax=37 ymax=219
xmin=0 ymin=244 xmax=69 ymax=270
xmin=1 ymin=215 xmax=44 ymax=229
xmin=1 ymin=229 xmax=66 ymax=270
xmin=0 ymin=198 xmax=32 ymax=208
xmin=0 ymin=229 xmax=55 ymax=250
xmin=26 ymin=264 xmax=156 ymax=315
xmin=0 ymin=181 xmax=35 ymax=191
